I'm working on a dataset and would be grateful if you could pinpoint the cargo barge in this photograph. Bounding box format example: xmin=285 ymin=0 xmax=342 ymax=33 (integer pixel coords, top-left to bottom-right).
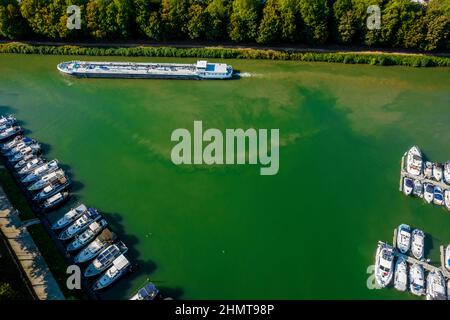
xmin=57 ymin=60 xmax=233 ymax=80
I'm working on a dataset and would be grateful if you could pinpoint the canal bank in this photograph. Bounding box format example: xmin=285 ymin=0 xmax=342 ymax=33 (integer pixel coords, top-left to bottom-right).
xmin=0 ymin=182 xmax=65 ymax=300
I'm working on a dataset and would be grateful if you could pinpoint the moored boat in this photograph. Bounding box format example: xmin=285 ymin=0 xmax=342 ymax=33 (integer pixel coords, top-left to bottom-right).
xmin=4 ymin=138 xmax=37 ymax=157
xmin=424 ymin=161 xmax=433 ymax=178
xmin=8 ymin=144 xmax=41 ymax=163
xmin=40 ymin=191 xmax=69 ymax=212
xmin=393 ymin=257 xmax=408 ymax=292
xmin=130 ymin=282 xmax=159 ymax=300
xmin=59 ymin=208 xmax=101 ymax=240
xmin=32 ymin=178 xmax=70 ymax=202
xmin=409 ymin=263 xmax=425 ymax=296
xmin=74 ymin=229 xmax=116 ymax=263
xmin=0 ymin=114 xmax=16 ymax=127
xmin=424 ymin=183 xmax=434 ymax=204
xmin=15 ymin=157 xmax=43 ymax=174
xmin=405 ymin=146 xmax=423 ymax=176
xmin=84 ymin=241 xmax=128 ymax=277
xmin=445 ymin=245 xmax=450 ymax=271
xmin=445 ymin=190 xmax=450 ymax=211
xmin=1 ymin=135 xmax=24 ymax=151
xmin=374 ymin=243 xmax=394 ymax=288
xmin=413 ymin=179 xmax=423 ymax=198
xmin=433 ymin=186 xmax=444 ymax=206
xmin=21 ymin=159 xmax=59 ymax=184
xmin=66 ymin=219 xmax=108 ymax=252
xmin=403 ymin=177 xmax=414 ymax=196
xmin=28 ymin=169 xmax=66 ymax=192
xmin=433 ymin=163 xmax=443 ymax=182
xmin=426 ymin=270 xmax=446 ymax=300
xmin=411 ymin=229 xmax=425 ymax=260
xmin=52 ymin=203 xmax=87 ymax=230
xmin=0 ymin=126 xmax=22 ymax=141
xmin=92 ymin=254 xmax=131 ymax=291
xmin=444 ymin=161 xmax=450 ymax=185
xmin=396 ymin=224 xmax=411 ymax=254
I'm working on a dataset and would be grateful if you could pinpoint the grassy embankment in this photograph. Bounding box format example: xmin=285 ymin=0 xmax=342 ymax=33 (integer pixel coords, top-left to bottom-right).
xmin=0 ymin=42 xmax=449 ymax=67
xmin=0 ymin=168 xmax=85 ymax=300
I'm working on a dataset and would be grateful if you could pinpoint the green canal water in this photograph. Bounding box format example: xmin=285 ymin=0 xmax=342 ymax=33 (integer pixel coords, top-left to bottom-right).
xmin=0 ymin=54 xmax=449 ymax=299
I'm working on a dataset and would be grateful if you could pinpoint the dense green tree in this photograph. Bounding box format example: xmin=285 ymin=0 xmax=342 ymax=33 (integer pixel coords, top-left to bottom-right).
xmin=187 ymin=1 xmax=207 ymax=40
xmin=298 ymin=0 xmax=330 ymax=44
xmin=423 ymin=0 xmax=450 ymax=50
xmin=228 ymin=0 xmax=260 ymax=42
xmin=160 ymin=0 xmax=189 ymax=39
xmin=86 ymin=0 xmax=133 ymax=39
xmin=134 ymin=0 xmax=161 ymax=40
xmin=257 ymin=0 xmax=281 ymax=44
xmin=204 ymin=0 xmax=229 ymax=40
xmin=0 ymin=0 xmax=28 ymax=39
xmin=279 ymin=0 xmax=300 ymax=42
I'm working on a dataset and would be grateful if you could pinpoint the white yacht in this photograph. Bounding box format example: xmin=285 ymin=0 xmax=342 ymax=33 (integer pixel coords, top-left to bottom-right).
xmin=396 ymin=224 xmax=411 ymax=254
xmin=405 ymin=146 xmax=423 ymax=176
xmin=0 ymin=126 xmax=22 ymax=141
xmin=52 ymin=204 xmax=87 ymax=230
xmin=40 ymin=191 xmax=69 ymax=212
xmin=412 ymin=180 xmax=423 ymax=198
xmin=445 ymin=245 xmax=450 ymax=271
xmin=27 ymin=169 xmax=66 ymax=191
xmin=66 ymin=219 xmax=108 ymax=252
xmin=393 ymin=257 xmax=408 ymax=292
xmin=433 ymin=186 xmax=444 ymax=206
xmin=445 ymin=190 xmax=450 ymax=211
xmin=130 ymin=283 xmax=159 ymax=300
xmin=8 ymin=144 xmax=40 ymax=163
xmin=58 ymin=208 xmax=101 ymax=240
xmin=424 ymin=183 xmax=434 ymax=204
xmin=92 ymin=255 xmax=130 ymax=291
xmin=444 ymin=161 xmax=450 ymax=184
xmin=84 ymin=242 xmax=128 ymax=277
xmin=21 ymin=159 xmax=59 ymax=184
xmin=409 ymin=264 xmax=425 ymax=296
xmin=424 ymin=161 xmax=433 ymax=178
xmin=74 ymin=229 xmax=116 ymax=264
xmin=411 ymin=229 xmax=425 ymax=260
xmin=403 ymin=177 xmax=414 ymax=196
xmin=2 ymin=135 xmax=24 ymax=151
xmin=15 ymin=157 xmax=42 ymax=174
xmin=426 ymin=270 xmax=446 ymax=300
xmin=0 ymin=114 xmax=16 ymax=127
xmin=58 ymin=60 xmax=233 ymax=80
xmin=374 ymin=243 xmax=394 ymax=288
xmin=433 ymin=163 xmax=443 ymax=182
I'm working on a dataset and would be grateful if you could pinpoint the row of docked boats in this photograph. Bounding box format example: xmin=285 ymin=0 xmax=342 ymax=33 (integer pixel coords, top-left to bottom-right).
xmin=375 ymin=225 xmax=449 ymax=300
xmin=52 ymin=203 xmax=132 ymax=291
xmin=403 ymin=146 xmax=450 ymax=211
xmin=0 ymin=117 xmax=70 ymax=212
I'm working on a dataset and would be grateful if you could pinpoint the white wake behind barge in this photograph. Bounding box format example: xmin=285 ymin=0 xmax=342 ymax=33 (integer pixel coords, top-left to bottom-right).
xmin=57 ymin=60 xmax=233 ymax=80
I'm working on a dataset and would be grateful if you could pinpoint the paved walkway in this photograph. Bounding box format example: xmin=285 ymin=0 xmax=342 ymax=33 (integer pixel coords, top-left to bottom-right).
xmin=0 ymin=186 xmax=65 ymax=300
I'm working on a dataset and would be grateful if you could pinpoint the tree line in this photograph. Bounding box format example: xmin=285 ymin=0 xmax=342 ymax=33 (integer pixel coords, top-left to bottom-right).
xmin=0 ymin=0 xmax=448 ymax=51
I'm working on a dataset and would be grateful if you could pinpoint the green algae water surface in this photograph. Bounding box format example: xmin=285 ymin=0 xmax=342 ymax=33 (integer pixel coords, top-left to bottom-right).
xmin=0 ymin=54 xmax=449 ymax=299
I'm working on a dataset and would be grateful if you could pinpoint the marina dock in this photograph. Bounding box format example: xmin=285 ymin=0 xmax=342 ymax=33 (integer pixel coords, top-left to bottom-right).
xmin=399 ymin=155 xmax=449 ymax=192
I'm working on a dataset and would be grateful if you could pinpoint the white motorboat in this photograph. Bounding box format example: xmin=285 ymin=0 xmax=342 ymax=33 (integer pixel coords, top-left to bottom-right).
xmin=130 ymin=283 xmax=159 ymax=300
xmin=403 ymin=177 xmax=414 ymax=196
xmin=27 ymin=169 xmax=66 ymax=191
xmin=433 ymin=163 xmax=443 ymax=182
xmin=374 ymin=243 xmax=394 ymax=288
xmin=74 ymin=229 xmax=116 ymax=264
xmin=5 ymin=138 xmax=36 ymax=157
xmin=405 ymin=146 xmax=423 ymax=176
xmin=0 ymin=126 xmax=22 ymax=141
xmin=15 ymin=157 xmax=43 ymax=174
xmin=51 ymin=204 xmax=87 ymax=230
xmin=8 ymin=144 xmax=40 ymax=163
xmin=393 ymin=257 xmax=408 ymax=292
xmin=84 ymin=241 xmax=128 ymax=277
xmin=21 ymin=159 xmax=59 ymax=184
xmin=1 ymin=135 xmax=24 ymax=151
xmin=58 ymin=208 xmax=101 ymax=240
xmin=40 ymin=191 xmax=69 ymax=212
xmin=411 ymin=229 xmax=425 ymax=260
xmin=433 ymin=186 xmax=444 ymax=206
xmin=409 ymin=263 xmax=425 ymax=296
xmin=445 ymin=245 xmax=450 ymax=271
xmin=426 ymin=270 xmax=446 ymax=300
xmin=66 ymin=219 xmax=108 ymax=252
xmin=424 ymin=161 xmax=433 ymax=178
xmin=413 ymin=179 xmax=423 ymax=198
xmin=396 ymin=224 xmax=411 ymax=254
xmin=32 ymin=178 xmax=70 ymax=202
xmin=444 ymin=161 xmax=450 ymax=185
xmin=92 ymin=255 xmax=130 ymax=291
xmin=424 ymin=183 xmax=434 ymax=204
xmin=0 ymin=114 xmax=16 ymax=127
xmin=445 ymin=190 xmax=450 ymax=211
